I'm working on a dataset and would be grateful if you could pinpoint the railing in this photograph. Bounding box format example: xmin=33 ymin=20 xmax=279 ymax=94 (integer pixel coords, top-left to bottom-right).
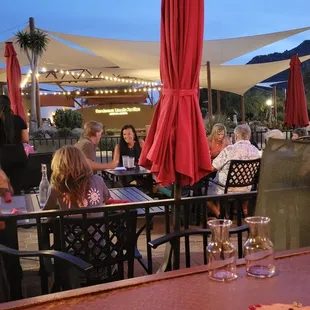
xmin=29 ymin=129 xmax=303 ymax=161
xmin=0 ymin=191 xmax=257 ymax=277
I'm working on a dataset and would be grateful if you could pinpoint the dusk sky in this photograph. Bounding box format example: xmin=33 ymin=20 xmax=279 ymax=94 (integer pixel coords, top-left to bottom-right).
xmin=1 ymin=0 xmax=310 ymax=65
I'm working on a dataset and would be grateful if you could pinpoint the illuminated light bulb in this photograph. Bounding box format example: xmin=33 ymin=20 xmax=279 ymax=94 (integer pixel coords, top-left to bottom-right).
xmin=125 ymin=80 xmax=129 ymax=83
xmin=91 ymin=75 xmax=94 ymax=78
xmin=67 ymin=92 xmax=71 ymax=95
xmin=53 ymin=92 xmax=57 ymax=95
xmin=101 ymin=75 xmax=104 ymax=79
xmin=54 ymin=69 xmax=57 ymax=72
xmin=35 ymin=73 xmax=40 ymax=78
xmin=100 ymin=90 xmax=103 ymax=94
xmin=60 ymin=70 xmax=64 ymax=74
xmin=86 ymin=91 xmax=89 ymax=94
xmin=44 ymin=92 xmax=47 ymax=95
xmin=137 ymin=80 xmax=141 ymax=84
xmin=26 ymin=93 xmax=29 ymax=95
xmin=29 ymin=70 xmax=32 ymax=74
xmin=21 ymin=92 xmax=24 ymax=95
xmin=121 ymin=79 xmax=125 ymax=82
xmin=27 ymin=73 xmax=31 ymax=77
xmin=129 ymin=80 xmax=133 ymax=83
xmin=105 ymin=76 xmax=109 ymax=80
xmin=104 ymin=90 xmax=108 ymax=94
xmin=66 ymin=71 xmax=70 ymax=75
xmin=113 ymin=77 xmax=117 ymax=81
xmin=158 ymin=87 xmax=161 ymax=91
xmin=143 ymin=88 xmax=147 ymax=91
xmin=109 ymin=77 xmax=113 ymax=81
xmin=124 ymin=89 xmax=127 ymax=93
xmin=95 ymin=90 xmax=99 ymax=94
xmin=138 ymin=89 xmax=142 ymax=92
xmin=117 ymin=78 xmax=121 ymax=82
xmin=148 ymin=88 xmax=151 ymax=91
xmin=154 ymin=82 xmax=158 ymax=85
xmin=134 ymin=80 xmax=137 ymax=83
xmin=63 ymin=92 xmax=66 ymax=95
xmin=109 ymin=90 xmax=113 ymax=93
xmin=42 ymin=67 xmax=47 ymax=72
xmin=133 ymin=89 xmax=137 ymax=92
xmin=71 ymin=72 xmax=75 ymax=75
xmin=76 ymin=91 xmax=80 ymax=95
xmin=115 ymin=90 xmax=118 ymax=93
xmin=40 ymin=92 xmax=43 ymax=95
xmin=81 ymin=73 xmax=85 ymax=77
xmin=129 ymin=89 xmax=132 ymax=92
xmin=141 ymin=81 xmax=145 ymax=84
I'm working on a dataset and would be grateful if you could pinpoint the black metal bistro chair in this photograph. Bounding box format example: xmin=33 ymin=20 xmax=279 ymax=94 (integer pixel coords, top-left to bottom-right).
xmin=21 ymin=152 xmax=54 ymax=193
xmin=149 ymin=224 xmax=249 ymax=272
xmin=0 ymin=244 xmax=92 ymax=302
xmin=52 ymin=210 xmax=137 ymax=289
xmin=210 ymin=158 xmax=260 ymax=221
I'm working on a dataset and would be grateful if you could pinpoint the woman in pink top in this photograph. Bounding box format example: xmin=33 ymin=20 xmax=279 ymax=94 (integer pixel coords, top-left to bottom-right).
xmin=207 ymin=123 xmax=231 ymax=160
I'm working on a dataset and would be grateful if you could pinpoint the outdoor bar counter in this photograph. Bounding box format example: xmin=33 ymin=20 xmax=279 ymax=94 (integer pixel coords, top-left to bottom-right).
xmin=2 ymin=248 xmax=310 ymax=310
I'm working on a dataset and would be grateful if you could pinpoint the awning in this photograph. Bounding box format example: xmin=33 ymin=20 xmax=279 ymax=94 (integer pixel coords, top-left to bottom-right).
xmin=49 ymin=26 xmax=310 ymax=68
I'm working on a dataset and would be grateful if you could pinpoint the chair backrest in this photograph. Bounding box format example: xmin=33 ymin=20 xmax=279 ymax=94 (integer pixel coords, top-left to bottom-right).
xmin=21 ymin=152 xmax=54 ymax=192
xmin=296 ymin=136 xmax=310 ymax=141
xmin=53 ymin=210 xmax=137 ymax=284
xmin=224 ymin=158 xmax=260 ymax=193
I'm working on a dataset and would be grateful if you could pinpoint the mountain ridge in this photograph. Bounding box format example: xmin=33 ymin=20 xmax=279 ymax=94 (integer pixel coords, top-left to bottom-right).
xmin=247 ymin=40 xmax=310 ymax=83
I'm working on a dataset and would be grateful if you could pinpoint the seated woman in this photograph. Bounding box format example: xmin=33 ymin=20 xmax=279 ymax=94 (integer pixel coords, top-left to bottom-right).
xmin=44 ymin=145 xmax=110 ymax=211
xmin=113 ymin=125 xmax=144 ymax=166
xmin=208 ymin=123 xmax=231 ymax=161
xmin=292 ymin=128 xmax=307 ymax=140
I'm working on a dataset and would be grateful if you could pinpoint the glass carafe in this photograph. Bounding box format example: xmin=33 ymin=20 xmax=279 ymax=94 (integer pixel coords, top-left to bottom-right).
xmin=206 ymin=219 xmax=238 ymax=282
xmin=244 ymin=216 xmax=275 ymax=278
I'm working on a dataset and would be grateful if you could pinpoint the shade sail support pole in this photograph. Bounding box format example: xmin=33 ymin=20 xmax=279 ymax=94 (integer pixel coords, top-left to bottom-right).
xmin=273 ymin=86 xmax=277 ymax=120
xmin=216 ymin=90 xmax=221 ymax=114
xmin=241 ymin=95 xmax=245 ymax=123
xmin=207 ymin=61 xmax=212 ymax=119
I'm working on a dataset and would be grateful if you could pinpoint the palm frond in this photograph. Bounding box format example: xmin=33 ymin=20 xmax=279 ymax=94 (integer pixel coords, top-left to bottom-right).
xmin=15 ymin=29 xmax=49 ymax=58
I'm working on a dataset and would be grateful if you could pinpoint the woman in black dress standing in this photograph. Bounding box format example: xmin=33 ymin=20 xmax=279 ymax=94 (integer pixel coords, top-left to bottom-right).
xmin=0 ymin=95 xmax=29 ymax=194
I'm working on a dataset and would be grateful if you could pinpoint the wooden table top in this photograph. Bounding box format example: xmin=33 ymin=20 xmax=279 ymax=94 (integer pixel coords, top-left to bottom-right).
xmin=3 ymin=248 xmax=310 ymax=310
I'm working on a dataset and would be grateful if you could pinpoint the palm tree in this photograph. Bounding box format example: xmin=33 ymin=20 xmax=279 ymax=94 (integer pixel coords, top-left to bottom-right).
xmin=16 ymin=29 xmax=49 ymax=133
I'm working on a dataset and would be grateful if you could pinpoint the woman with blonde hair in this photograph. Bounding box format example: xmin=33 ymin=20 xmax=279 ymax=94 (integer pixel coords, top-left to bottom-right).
xmin=44 ymin=145 xmax=110 ymax=210
xmin=208 ymin=123 xmax=231 ymax=160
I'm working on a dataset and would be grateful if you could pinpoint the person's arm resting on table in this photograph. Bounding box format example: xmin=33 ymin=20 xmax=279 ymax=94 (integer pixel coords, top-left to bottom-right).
xmin=87 ymin=159 xmax=118 ymax=171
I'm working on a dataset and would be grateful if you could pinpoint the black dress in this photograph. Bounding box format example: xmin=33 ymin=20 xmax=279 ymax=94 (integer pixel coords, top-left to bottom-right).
xmin=0 ymin=115 xmax=28 ymax=194
xmin=119 ymin=142 xmax=142 ymax=166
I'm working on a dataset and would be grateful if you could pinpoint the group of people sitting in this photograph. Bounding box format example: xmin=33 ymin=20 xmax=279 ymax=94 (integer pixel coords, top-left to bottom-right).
xmin=0 ymin=92 xmax=309 ymax=218
xmin=207 ymin=123 xmax=261 ymax=217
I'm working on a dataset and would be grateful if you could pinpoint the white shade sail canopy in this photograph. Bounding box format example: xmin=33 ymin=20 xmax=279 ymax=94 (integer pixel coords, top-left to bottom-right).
xmin=0 ymin=28 xmax=116 ymax=70
xmin=48 ymin=26 xmax=310 ymax=68
xmin=199 ymin=55 xmax=310 ymax=95
xmin=0 ymin=26 xmax=309 ymax=96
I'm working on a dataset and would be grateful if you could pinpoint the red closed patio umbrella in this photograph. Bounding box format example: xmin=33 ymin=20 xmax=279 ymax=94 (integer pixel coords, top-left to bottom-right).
xmin=284 ymin=55 xmax=309 ymax=128
xmin=4 ymin=42 xmax=26 ymax=122
xmin=139 ymin=0 xmax=212 ymax=188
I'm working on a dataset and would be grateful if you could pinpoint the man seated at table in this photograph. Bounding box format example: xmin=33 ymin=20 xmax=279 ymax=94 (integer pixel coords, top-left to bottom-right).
xmin=75 ymin=121 xmax=118 ymax=171
xmin=207 ymin=124 xmax=260 ymax=218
